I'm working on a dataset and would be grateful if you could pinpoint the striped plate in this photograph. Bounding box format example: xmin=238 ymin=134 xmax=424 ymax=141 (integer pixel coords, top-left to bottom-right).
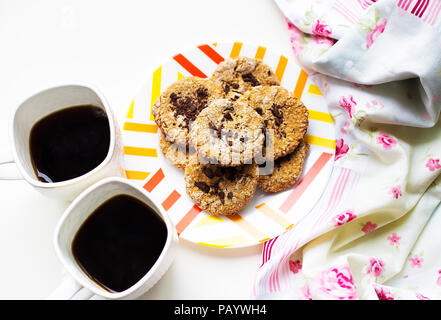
xmin=121 ymin=42 xmax=335 ymax=248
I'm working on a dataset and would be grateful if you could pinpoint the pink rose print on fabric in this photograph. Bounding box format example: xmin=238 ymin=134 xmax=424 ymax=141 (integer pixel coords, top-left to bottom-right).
xmin=387 ymin=233 xmax=401 ymax=246
xmin=340 ymin=121 xmax=351 ymax=134
xmin=409 ymin=254 xmax=423 ymax=268
xmin=389 ymin=185 xmax=402 ymax=199
xmin=339 ymin=95 xmax=357 ymax=119
xmin=426 ymin=158 xmax=441 ymax=172
xmin=313 ymin=19 xmax=332 ymax=37
xmin=416 ymin=292 xmax=430 ymax=300
xmin=317 ymin=265 xmax=357 ymax=300
xmin=333 ymin=209 xmax=357 ymax=227
xmin=373 ymin=284 xmax=394 ymax=300
xmin=289 ymin=259 xmax=302 ymax=274
xmin=313 ymin=35 xmax=335 ymax=46
xmin=362 ymin=221 xmax=377 ymax=234
xmin=286 ymin=19 xmax=304 ymax=58
xmin=366 ymin=19 xmax=387 ymax=49
xmin=300 ymin=285 xmax=313 ymax=300
xmin=437 ymin=270 xmax=441 ymax=286
xmin=367 ymin=258 xmax=385 ymax=277
xmin=376 ymin=132 xmax=397 ymax=150
xmin=335 ymin=138 xmax=349 ymax=161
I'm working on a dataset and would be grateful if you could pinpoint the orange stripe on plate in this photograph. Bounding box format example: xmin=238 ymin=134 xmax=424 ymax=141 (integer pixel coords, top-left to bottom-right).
xmin=176 ymin=204 xmax=203 ymax=236
xmin=254 ymin=46 xmax=266 ymax=60
xmin=275 ymin=55 xmax=288 ymax=82
xmin=125 ymin=170 xmax=150 ymax=180
xmin=294 ymin=69 xmax=308 ymax=99
xmin=229 ymin=42 xmax=243 ymax=58
xmin=162 ymin=190 xmax=181 ymax=211
xmin=173 ymin=53 xmax=207 ymax=78
xmin=123 ymin=122 xmax=158 ymax=133
xmin=227 ymin=214 xmax=268 ymax=241
xmin=255 ymin=203 xmax=293 ymax=229
xmin=198 ymin=44 xmax=224 ymax=64
xmin=123 ymin=146 xmax=158 ymax=157
xmin=143 ymin=168 xmax=165 ymax=192
xmin=280 ymin=152 xmax=333 ymax=213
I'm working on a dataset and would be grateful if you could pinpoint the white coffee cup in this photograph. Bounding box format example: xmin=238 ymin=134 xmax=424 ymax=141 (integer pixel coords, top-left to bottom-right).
xmin=0 ymin=83 xmax=125 ymax=201
xmin=48 ymin=177 xmax=178 ymax=300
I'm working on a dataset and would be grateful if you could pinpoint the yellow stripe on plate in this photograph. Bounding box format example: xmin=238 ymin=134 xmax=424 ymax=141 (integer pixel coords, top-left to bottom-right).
xmin=194 ymin=215 xmax=225 ymax=227
xmin=255 ymin=203 xmax=293 ymax=230
xmin=197 ymin=235 xmax=250 ymax=248
xmin=123 ymin=146 xmax=158 ymax=157
xmin=230 ymin=42 xmax=243 ymax=58
xmin=294 ymin=69 xmax=308 ymax=99
xmin=308 ymin=84 xmax=323 ymax=95
xmin=308 ymin=110 xmax=334 ymax=123
xmin=123 ymin=122 xmax=159 ymax=133
xmin=149 ymin=66 xmax=162 ymax=121
xmin=304 ymin=134 xmax=335 ymax=149
xmin=227 ymin=214 xmax=268 ymax=241
xmin=126 ymin=98 xmax=135 ymax=119
xmin=177 ymin=71 xmax=185 ymax=80
xmin=125 ymin=170 xmax=150 ymax=180
xmin=275 ymin=55 xmax=288 ymax=83
xmin=254 ymin=46 xmax=266 ymax=60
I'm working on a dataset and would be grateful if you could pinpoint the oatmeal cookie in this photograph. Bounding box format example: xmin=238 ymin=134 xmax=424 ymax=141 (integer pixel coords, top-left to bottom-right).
xmin=152 ymin=77 xmax=223 ymax=145
xmin=237 ymin=85 xmax=309 ymax=159
xmin=159 ymin=131 xmax=194 ymax=170
xmin=211 ymin=57 xmax=280 ymax=100
xmin=258 ymin=141 xmax=309 ymax=192
xmin=189 ymin=98 xmax=264 ymax=166
xmin=185 ymin=159 xmax=258 ymax=216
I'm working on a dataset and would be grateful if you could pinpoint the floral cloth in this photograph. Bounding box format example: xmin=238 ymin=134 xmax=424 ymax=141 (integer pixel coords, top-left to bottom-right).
xmin=254 ymin=0 xmax=441 ymax=300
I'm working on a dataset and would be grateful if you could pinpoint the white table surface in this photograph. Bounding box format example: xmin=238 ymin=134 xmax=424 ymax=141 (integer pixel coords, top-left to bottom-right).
xmin=0 ymin=0 xmax=296 ymax=299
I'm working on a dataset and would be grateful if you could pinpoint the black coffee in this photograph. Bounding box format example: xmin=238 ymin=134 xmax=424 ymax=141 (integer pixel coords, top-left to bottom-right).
xmin=29 ymin=105 xmax=110 ymax=183
xmin=72 ymin=194 xmax=168 ymax=293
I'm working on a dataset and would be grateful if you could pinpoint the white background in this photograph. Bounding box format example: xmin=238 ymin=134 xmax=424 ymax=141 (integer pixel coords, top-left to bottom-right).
xmin=0 ymin=0 xmax=295 ymax=299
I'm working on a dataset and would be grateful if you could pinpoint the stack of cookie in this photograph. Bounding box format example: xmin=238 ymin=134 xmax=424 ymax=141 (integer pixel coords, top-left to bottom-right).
xmin=152 ymin=56 xmax=309 ymax=216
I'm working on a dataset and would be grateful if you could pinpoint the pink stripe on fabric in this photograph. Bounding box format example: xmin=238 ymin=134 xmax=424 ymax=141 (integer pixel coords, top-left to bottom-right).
xmin=255 ymin=168 xmax=363 ymax=297
xmin=335 ymin=7 xmax=356 ymax=24
xmin=267 ymin=236 xmax=278 ymax=262
xmin=322 ymin=167 xmax=351 ymax=225
xmin=412 ymin=0 xmax=423 ymax=13
xmin=334 ymin=1 xmax=358 ymax=23
xmin=313 ymin=167 xmax=348 ymax=229
xmin=269 ymin=269 xmax=275 ymax=292
xmin=413 ymin=0 xmax=429 ymax=17
xmin=424 ymin=0 xmax=437 ymax=21
xmin=430 ymin=0 xmax=441 ymax=24
xmin=358 ymin=0 xmax=367 ymax=9
xmin=405 ymin=0 xmax=414 ymax=10
xmin=260 ymin=241 xmax=268 ymax=268
xmin=425 ymin=0 xmax=440 ymax=22
xmin=263 ymin=239 xmax=271 ymax=266
xmin=318 ymin=168 xmax=348 ymax=225
xmin=419 ymin=0 xmax=430 ymax=17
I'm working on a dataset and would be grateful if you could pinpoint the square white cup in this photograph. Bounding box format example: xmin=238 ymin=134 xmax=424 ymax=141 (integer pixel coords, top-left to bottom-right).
xmin=50 ymin=177 xmax=179 ymax=300
xmin=2 ymin=83 xmax=125 ymax=201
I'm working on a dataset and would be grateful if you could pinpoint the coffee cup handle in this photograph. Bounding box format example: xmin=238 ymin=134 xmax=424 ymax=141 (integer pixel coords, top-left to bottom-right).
xmin=0 ymin=148 xmax=23 ymax=180
xmin=47 ymin=274 xmax=94 ymax=300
